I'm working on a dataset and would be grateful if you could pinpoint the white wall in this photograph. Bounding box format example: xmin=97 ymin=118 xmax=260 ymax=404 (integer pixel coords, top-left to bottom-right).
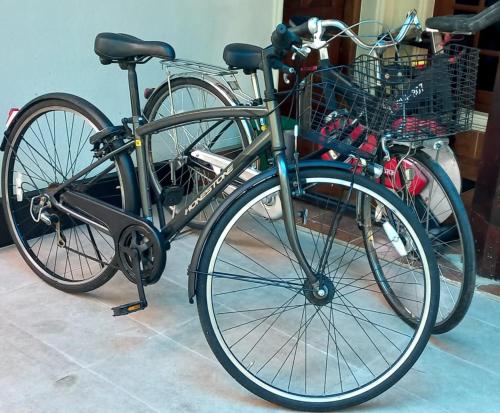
xmin=2 ymin=0 xmax=283 ymax=126
xmin=357 ymin=0 xmax=435 ymax=54
xmin=359 ymin=0 xmax=435 ymax=30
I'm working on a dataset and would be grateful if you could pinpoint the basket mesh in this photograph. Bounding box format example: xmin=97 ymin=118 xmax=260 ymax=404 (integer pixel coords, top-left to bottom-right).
xmin=380 ymin=44 xmax=479 ymax=141
xmin=297 ymin=44 xmax=479 ymax=151
xmin=297 ymin=56 xmax=387 ymax=158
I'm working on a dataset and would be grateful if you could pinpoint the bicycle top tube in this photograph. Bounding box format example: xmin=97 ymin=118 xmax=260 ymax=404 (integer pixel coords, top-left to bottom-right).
xmin=136 ymin=106 xmax=269 ymax=137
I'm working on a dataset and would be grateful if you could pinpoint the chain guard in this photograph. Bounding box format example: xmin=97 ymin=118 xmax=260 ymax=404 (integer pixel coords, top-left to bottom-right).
xmin=58 ymin=190 xmax=166 ymax=285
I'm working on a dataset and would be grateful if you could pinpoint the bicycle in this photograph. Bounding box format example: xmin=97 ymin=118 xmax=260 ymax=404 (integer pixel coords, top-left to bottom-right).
xmin=1 ymin=28 xmax=439 ymax=410
xmin=145 ymin=7 xmax=493 ymax=334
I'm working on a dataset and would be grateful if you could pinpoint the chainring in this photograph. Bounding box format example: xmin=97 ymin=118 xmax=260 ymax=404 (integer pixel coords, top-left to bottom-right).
xmin=117 ymin=224 xmax=166 ymax=286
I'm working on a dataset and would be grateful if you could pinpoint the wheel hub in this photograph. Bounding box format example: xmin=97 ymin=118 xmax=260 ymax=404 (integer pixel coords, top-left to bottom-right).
xmin=303 ymin=276 xmax=335 ymax=306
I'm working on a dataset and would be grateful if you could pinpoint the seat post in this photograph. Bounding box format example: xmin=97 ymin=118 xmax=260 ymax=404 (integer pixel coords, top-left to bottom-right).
xmin=126 ymin=63 xmax=141 ymax=117
xmin=123 ymin=61 xmax=153 ymax=220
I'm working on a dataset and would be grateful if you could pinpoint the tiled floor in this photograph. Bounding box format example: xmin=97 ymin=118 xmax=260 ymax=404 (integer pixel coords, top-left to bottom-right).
xmin=0 ymin=231 xmax=499 ymax=413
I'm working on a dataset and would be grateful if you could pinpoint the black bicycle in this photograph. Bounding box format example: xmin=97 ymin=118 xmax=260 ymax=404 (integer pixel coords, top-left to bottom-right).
xmin=1 ymin=26 xmax=439 ymax=410
xmin=146 ymin=6 xmax=500 ymax=335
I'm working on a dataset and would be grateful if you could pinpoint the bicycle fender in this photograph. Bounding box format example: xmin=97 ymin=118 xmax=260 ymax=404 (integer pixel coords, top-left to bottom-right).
xmin=186 ymin=159 xmax=351 ymax=302
xmin=1 ymin=92 xmax=141 ymax=215
xmin=1 ymin=93 xmax=113 ymax=152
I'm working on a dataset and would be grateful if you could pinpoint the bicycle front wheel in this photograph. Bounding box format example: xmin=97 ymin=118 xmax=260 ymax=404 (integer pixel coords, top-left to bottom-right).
xmin=194 ymin=166 xmax=438 ymax=411
xmin=370 ymin=146 xmax=475 ymax=333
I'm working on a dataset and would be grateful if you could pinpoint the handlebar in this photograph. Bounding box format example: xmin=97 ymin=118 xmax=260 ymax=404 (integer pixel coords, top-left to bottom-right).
xmin=289 ymin=20 xmax=316 ymax=38
xmin=268 ymin=24 xmax=301 ymax=73
xmin=289 ymin=9 xmax=422 ymax=52
xmin=325 ymin=9 xmax=420 ymax=50
xmin=426 ymin=2 xmax=500 ymax=33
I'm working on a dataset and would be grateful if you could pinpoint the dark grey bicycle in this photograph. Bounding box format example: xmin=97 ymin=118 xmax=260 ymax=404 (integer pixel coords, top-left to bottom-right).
xmin=1 ymin=25 xmax=439 ymax=410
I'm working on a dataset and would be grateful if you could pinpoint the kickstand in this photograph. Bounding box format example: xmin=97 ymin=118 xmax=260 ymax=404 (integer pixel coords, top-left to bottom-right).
xmin=112 ymin=248 xmax=148 ymax=316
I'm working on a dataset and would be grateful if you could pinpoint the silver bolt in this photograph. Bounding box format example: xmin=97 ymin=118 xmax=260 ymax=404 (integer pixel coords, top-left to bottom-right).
xmin=317 ymin=289 xmax=326 ymax=297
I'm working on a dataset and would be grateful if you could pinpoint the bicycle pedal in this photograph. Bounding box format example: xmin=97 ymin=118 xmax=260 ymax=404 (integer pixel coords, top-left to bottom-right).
xmin=161 ymin=186 xmax=183 ymax=206
xmin=112 ymin=300 xmax=147 ymax=316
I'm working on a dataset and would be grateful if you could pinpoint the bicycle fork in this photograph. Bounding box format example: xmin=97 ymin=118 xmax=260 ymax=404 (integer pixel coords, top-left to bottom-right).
xmin=266 ymin=98 xmax=326 ymax=294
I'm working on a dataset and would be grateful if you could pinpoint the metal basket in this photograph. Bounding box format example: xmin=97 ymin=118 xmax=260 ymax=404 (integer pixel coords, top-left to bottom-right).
xmin=297 ymin=56 xmax=388 ymax=159
xmin=380 ymin=44 xmax=479 ymax=141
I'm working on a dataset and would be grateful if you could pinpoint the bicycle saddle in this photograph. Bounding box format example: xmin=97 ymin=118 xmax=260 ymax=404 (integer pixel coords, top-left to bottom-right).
xmin=94 ymin=33 xmax=175 ymax=64
xmin=223 ymin=43 xmax=262 ymax=73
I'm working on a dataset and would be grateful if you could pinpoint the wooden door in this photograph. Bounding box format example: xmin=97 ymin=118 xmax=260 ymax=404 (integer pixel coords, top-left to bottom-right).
xmin=434 ymin=0 xmax=499 ymax=113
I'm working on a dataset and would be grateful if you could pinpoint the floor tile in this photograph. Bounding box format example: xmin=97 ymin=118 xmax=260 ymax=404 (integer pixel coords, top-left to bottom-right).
xmin=1 ymin=368 xmax=157 ymax=413
xmin=395 ymin=344 xmax=500 ymax=413
xmin=0 ymin=318 xmax=80 ymax=405
xmin=91 ymin=334 xmax=279 ymax=413
xmin=0 ymin=281 xmax=157 ymax=367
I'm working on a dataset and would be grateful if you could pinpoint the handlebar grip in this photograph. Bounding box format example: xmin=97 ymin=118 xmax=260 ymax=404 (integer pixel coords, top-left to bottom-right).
xmin=289 ymin=21 xmax=312 ymax=37
xmin=426 ymin=2 xmax=500 ymax=33
xmin=271 ymin=24 xmax=301 ymax=53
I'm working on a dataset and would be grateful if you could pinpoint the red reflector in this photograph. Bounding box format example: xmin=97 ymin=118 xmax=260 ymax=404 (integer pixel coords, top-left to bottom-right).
xmin=144 ymin=88 xmax=155 ymax=99
xmin=300 ymin=66 xmax=318 ymax=73
xmin=6 ymin=108 xmax=19 ymax=128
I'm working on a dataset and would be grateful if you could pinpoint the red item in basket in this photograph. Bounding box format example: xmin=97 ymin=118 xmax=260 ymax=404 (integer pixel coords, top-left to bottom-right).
xmin=319 ymin=119 xmax=428 ymax=196
xmin=391 ymin=116 xmax=446 ymax=136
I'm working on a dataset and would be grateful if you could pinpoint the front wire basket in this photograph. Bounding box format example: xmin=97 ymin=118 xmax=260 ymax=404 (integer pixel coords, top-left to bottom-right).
xmin=297 ymin=56 xmax=389 ymax=159
xmin=380 ymin=43 xmax=479 ymax=141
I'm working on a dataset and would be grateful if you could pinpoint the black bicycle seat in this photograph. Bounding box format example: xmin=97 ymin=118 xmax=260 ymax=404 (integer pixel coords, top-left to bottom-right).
xmin=223 ymin=43 xmax=262 ymax=73
xmin=95 ymin=33 xmax=175 ymax=64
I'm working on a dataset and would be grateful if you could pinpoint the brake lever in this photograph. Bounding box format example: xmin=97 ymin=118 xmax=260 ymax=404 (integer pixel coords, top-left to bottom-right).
xmin=292 ymin=45 xmax=310 ymax=59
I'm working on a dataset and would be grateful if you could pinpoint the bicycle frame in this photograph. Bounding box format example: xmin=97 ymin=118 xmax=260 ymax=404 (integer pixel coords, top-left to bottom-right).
xmin=47 ymin=47 xmax=324 ymax=287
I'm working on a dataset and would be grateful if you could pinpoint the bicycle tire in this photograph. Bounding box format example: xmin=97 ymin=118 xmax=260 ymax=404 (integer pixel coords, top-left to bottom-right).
xmin=193 ymin=165 xmax=439 ymax=410
xmin=366 ymin=145 xmax=475 ymax=334
xmin=1 ymin=95 xmax=139 ymax=292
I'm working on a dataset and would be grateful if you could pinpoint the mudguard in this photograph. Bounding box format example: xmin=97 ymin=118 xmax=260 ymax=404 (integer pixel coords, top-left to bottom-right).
xmin=186 ymin=159 xmax=352 ymax=302
xmin=2 ymin=93 xmax=114 ymax=151
xmin=1 ymin=92 xmax=141 ymax=215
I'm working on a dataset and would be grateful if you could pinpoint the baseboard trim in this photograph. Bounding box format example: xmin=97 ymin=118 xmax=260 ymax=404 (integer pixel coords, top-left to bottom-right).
xmin=0 ymin=204 xmax=12 ymax=247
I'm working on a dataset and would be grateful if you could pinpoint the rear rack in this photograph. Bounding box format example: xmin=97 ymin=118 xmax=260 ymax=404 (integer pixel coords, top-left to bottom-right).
xmin=160 ymin=58 xmax=237 ymax=76
xmin=159 ymin=58 xmax=254 ymax=105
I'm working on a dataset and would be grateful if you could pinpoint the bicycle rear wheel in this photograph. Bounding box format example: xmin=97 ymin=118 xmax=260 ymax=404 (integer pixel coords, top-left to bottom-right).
xmin=1 ymin=95 xmax=138 ymax=292
xmin=143 ymin=77 xmax=252 ymax=228
xmin=194 ymin=166 xmax=438 ymax=411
